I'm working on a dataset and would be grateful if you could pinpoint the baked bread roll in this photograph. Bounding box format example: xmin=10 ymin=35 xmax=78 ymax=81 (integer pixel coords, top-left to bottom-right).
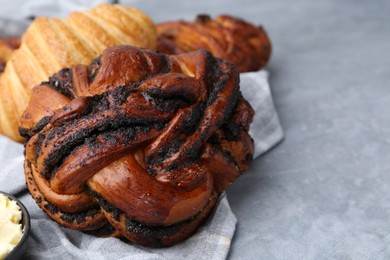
xmin=0 ymin=37 xmax=20 ymax=73
xmin=0 ymin=4 xmax=156 ymax=142
xmin=157 ymin=14 xmax=272 ymax=72
xmin=21 ymin=45 xmax=254 ymax=247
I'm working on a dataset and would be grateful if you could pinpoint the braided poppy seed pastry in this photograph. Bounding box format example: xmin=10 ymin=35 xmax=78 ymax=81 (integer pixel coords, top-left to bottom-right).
xmin=0 ymin=4 xmax=156 ymax=142
xmin=157 ymin=14 xmax=272 ymax=72
xmin=20 ymin=45 xmax=254 ymax=247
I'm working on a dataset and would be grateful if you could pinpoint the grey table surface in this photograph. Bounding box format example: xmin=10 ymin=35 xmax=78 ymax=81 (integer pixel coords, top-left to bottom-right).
xmin=120 ymin=0 xmax=390 ymax=259
xmin=1 ymin=0 xmax=390 ymax=259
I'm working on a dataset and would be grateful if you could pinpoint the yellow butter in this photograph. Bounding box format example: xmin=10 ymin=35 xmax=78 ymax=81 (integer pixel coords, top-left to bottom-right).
xmin=0 ymin=243 xmax=15 ymax=259
xmin=0 ymin=194 xmax=23 ymax=259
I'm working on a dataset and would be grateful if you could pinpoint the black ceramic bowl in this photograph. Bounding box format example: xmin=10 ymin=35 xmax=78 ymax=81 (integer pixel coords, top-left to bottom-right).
xmin=0 ymin=191 xmax=30 ymax=260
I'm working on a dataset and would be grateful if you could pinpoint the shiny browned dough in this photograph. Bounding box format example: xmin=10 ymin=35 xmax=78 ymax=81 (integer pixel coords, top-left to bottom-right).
xmin=157 ymin=14 xmax=272 ymax=72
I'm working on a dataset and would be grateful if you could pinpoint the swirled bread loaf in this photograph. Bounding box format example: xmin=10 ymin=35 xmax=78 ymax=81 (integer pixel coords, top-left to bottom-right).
xmin=0 ymin=4 xmax=156 ymax=142
xmin=157 ymin=14 xmax=272 ymax=72
xmin=20 ymin=45 xmax=254 ymax=247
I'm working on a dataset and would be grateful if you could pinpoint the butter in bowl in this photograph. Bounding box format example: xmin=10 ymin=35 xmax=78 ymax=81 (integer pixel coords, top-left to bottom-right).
xmin=0 ymin=192 xmax=30 ymax=260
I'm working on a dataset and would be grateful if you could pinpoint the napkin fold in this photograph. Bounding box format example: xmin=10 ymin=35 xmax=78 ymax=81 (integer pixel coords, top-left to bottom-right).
xmin=0 ymin=70 xmax=282 ymax=260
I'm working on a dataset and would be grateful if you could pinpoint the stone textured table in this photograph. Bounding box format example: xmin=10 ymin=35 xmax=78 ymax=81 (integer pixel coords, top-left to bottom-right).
xmin=122 ymin=0 xmax=390 ymax=259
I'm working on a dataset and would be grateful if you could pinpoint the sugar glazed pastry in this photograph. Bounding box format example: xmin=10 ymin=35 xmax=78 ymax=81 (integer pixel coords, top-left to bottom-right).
xmin=20 ymin=46 xmax=255 ymax=247
xmin=0 ymin=4 xmax=156 ymax=142
xmin=157 ymin=14 xmax=272 ymax=72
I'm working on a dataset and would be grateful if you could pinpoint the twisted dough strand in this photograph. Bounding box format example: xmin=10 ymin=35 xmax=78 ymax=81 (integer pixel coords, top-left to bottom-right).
xmin=157 ymin=14 xmax=272 ymax=72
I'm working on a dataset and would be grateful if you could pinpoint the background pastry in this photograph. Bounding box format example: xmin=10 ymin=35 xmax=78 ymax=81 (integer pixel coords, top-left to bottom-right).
xmin=157 ymin=14 xmax=272 ymax=72
xmin=21 ymin=45 xmax=254 ymax=247
xmin=0 ymin=4 xmax=156 ymax=142
xmin=0 ymin=37 xmax=20 ymax=74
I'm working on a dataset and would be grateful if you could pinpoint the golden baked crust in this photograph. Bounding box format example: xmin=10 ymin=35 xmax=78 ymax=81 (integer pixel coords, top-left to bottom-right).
xmin=0 ymin=37 xmax=20 ymax=73
xmin=0 ymin=4 xmax=157 ymax=142
xmin=157 ymin=14 xmax=272 ymax=72
xmin=21 ymin=45 xmax=254 ymax=247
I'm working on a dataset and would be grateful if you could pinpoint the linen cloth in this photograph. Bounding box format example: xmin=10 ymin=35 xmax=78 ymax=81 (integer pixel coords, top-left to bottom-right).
xmin=0 ymin=70 xmax=283 ymax=259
